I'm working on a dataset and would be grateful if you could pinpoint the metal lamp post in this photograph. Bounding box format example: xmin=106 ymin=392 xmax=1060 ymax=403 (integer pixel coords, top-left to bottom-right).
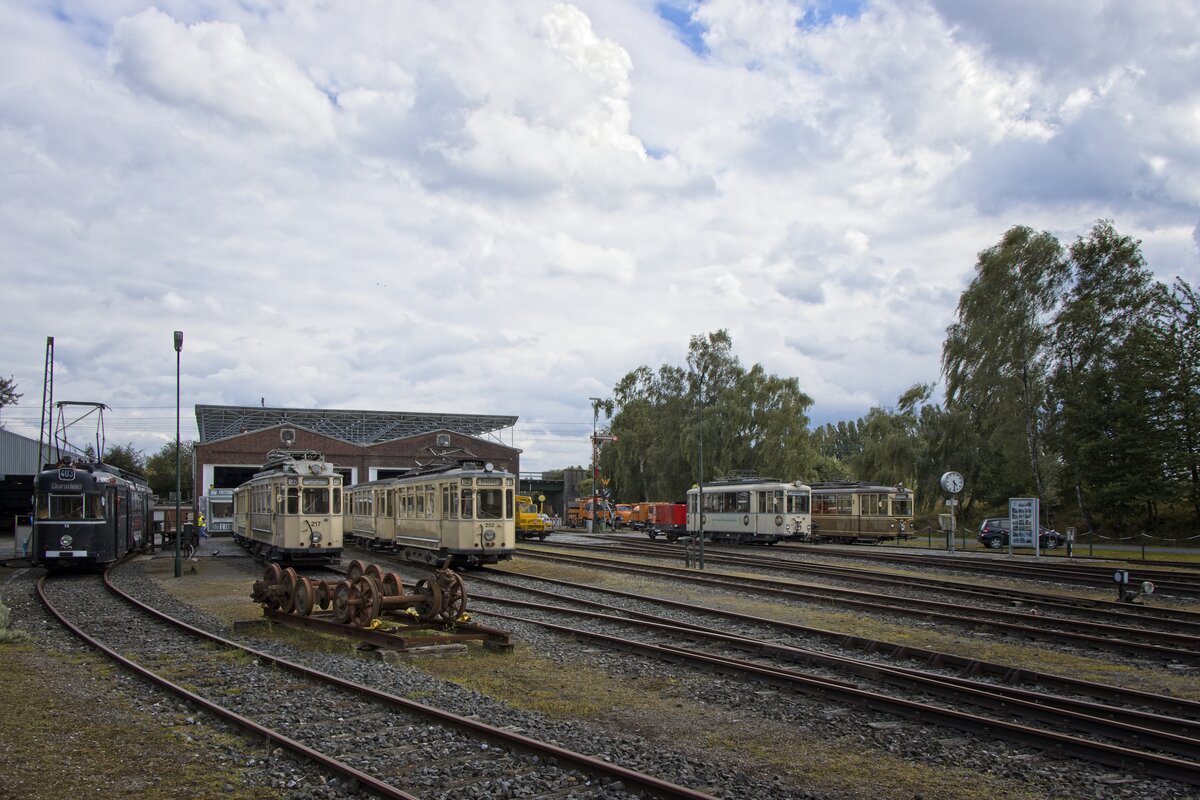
xmin=588 ymin=397 xmax=600 ymax=533
xmin=695 ymin=373 xmax=705 ymax=570
xmin=174 ymin=330 xmax=183 ymax=578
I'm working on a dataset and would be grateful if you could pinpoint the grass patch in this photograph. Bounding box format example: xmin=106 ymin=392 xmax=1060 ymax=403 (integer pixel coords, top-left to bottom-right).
xmin=412 ymin=641 xmax=1043 ymax=799
xmin=0 ymin=644 xmax=274 ymax=799
xmin=0 ymin=600 xmax=31 ymax=643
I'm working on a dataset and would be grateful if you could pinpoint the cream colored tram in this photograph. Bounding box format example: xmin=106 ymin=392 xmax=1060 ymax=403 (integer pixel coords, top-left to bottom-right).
xmin=346 ymin=481 xmax=398 ymax=547
xmin=686 ymin=476 xmax=812 ymax=544
xmin=346 ymin=462 xmax=516 ymax=568
xmin=232 ymin=450 xmax=343 ymax=563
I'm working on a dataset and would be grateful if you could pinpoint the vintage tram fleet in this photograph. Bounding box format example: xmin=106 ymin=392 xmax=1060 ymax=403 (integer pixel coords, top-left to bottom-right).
xmin=32 ymin=460 xmax=153 ymax=571
xmin=226 ymin=450 xmax=516 ymax=568
xmin=31 ymin=448 xmax=910 ymax=576
xmin=218 ymin=450 xmax=909 ymax=561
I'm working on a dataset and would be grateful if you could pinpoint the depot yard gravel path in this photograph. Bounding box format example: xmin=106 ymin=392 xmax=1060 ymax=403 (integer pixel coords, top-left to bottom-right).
xmin=2 ymin=538 xmax=1196 ymax=800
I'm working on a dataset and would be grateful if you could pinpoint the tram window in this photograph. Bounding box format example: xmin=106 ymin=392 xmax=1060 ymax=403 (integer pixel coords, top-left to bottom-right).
xmin=287 ymin=487 xmax=299 ymax=515
xmin=477 ymin=490 xmax=503 ymax=519
xmin=787 ymin=492 xmax=810 ymax=514
xmin=49 ymin=494 xmax=85 ymax=519
xmin=88 ymin=494 xmax=106 ymax=519
xmin=862 ymin=494 xmax=887 ymax=516
xmin=736 ymin=492 xmax=750 ymax=513
xmin=416 ymin=491 xmax=425 ymax=516
xmin=461 ymin=489 xmax=473 ymax=519
xmin=332 ymin=488 xmax=341 ymax=514
xmin=892 ymin=496 xmax=912 ymax=516
xmin=303 ymin=488 xmax=329 ymax=514
xmin=506 ymin=489 xmax=514 ymax=519
xmin=452 ymin=487 xmax=461 ymax=518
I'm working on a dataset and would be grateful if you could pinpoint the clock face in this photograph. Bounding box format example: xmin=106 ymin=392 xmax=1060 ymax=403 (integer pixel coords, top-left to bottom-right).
xmin=941 ymin=471 xmax=963 ymax=493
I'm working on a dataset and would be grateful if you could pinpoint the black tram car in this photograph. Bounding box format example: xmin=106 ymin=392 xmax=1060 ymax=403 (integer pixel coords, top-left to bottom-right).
xmin=32 ymin=460 xmax=153 ymax=571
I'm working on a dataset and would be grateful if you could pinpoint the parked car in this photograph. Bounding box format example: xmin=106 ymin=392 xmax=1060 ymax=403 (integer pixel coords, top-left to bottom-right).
xmin=978 ymin=518 xmax=1063 ymax=549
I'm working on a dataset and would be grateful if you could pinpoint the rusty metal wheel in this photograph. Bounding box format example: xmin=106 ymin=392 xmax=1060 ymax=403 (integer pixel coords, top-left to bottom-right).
xmin=353 ymin=575 xmax=382 ymax=627
xmin=346 ymin=559 xmax=366 ymax=581
xmin=264 ymin=563 xmax=283 ymax=587
xmin=382 ymin=572 xmax=404 ymax=597
xmin=281 ymin=567 xmax=299 ymax=613
xmin=365 ymin=562 xmax=385 ymax=584
xmin=435 ymin=571 xmax=467 ymax=623
xmin=413 ymin=577 xmax=443 ymax=621
xmin=316 ymin=581 xmax=333 ymax=610
xmin=294 ymin=576 xmax=315 ymax=616
xmin=332 ymin=580 xmax=354 ymax=625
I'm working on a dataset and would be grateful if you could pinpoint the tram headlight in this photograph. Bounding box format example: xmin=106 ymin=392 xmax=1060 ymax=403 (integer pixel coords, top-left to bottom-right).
xmin=310 ymin=531 xmax=322 ymax=544
xmin=60 ymin=535 xmax=73 ymax=548
xmin=483 ymin=530 xmax=496 ymax=542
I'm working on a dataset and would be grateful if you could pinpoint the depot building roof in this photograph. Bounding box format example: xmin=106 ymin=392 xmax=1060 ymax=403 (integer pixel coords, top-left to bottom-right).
xmin=195 ymin=404 xmax=518 ymax=447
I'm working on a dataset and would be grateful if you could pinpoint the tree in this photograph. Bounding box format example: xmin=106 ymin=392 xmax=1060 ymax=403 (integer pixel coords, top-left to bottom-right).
xmin=145 ymin=440 xmax=196 ymax=499
xmin=942 ymin=225 xmax=1068 ymax=509
xmin=103 ymin=443 xmax=146 ymax=475
xmin=0 ymin=376 xmax=19 ymax=426
xmin=603 ymin=330 xmax=817 ymax=501
xmin=1049 ymin=221 xmax=1161 ymax=532
xmin=1149 ymin=279 xmax=1200 ymax=527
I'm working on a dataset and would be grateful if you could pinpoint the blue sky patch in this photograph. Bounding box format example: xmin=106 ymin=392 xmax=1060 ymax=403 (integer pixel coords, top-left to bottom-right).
xmin=799 ymin=0 xmax=866 ymax=29
xmin=655 ymin=1 xmax=709 ymax=57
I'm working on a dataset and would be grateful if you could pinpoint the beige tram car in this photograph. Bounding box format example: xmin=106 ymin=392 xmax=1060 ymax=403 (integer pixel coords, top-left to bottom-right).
xmin=346 ymin=462 xmax=516 ymax=568
xmin=232 ymin=450 xmax=343 ymax=563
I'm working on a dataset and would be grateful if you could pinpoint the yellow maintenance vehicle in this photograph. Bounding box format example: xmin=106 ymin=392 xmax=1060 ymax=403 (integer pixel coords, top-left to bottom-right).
xmin=515 ymin=495 xmax=550 ymax=541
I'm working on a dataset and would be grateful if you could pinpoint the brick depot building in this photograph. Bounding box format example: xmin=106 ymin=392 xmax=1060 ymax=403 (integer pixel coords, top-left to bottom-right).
xmin=192 ymin=404 xmax=520 ymax=503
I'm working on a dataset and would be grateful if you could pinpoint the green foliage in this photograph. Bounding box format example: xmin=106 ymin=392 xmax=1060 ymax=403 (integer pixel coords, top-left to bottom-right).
xmin=936 ymin=219 xmax=1199 ymax=534
xmin=601 ymin=330 xmax=816 ymax=501
xmin=942 ymin=226 xmax=1067 ymax=507
xmin=102 ymin=442 xmax=145 ymax=475
xmin=145 ymin=439 xmax=196 ymax=498
xmin=0 ymin=376 xmax=19 ymax=424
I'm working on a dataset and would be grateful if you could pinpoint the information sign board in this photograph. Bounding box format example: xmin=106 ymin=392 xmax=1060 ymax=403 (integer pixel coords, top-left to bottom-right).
xmin=1008 ymin=497 xmax=1040 ymax=550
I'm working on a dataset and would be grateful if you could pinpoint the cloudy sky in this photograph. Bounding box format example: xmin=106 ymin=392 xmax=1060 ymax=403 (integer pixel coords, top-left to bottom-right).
xmin=2 ymin=0 xmax=1198 ymax=472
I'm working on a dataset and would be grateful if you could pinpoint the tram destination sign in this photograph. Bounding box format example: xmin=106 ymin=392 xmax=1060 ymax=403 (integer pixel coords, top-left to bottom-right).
xmin=1008 ymin=497 xmax=1040 ymax=550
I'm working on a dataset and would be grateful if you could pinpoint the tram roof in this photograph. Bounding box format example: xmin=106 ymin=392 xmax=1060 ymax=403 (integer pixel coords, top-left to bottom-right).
xmin=195 ymin=404 xmax=518 ymax=447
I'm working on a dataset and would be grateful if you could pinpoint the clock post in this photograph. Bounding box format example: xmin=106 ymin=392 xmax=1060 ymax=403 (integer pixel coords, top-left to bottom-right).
xmin=940 ymin=471 xmax=964 ymax=552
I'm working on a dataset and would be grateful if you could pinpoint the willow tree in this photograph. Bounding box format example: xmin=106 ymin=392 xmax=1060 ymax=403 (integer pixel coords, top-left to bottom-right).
xmin=604 ymin=330 xmax=816 ymax=501
xmin=942 ymin=226 xmax=1068 ymax=506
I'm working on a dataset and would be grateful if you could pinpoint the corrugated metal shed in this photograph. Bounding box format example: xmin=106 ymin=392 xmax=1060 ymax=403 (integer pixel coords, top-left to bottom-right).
xmin=0 ymin=428 xmax=71 ymax=479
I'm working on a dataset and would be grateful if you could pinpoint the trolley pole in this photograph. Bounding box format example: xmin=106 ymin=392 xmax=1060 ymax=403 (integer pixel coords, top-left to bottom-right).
xmin=174 ymin=330 xmax=183 ymax=578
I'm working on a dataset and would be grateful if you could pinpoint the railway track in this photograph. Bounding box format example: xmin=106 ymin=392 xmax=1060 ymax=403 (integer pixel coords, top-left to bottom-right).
xmin=464 ymin=570 xmax=1200 ymax=787
xmin=514 ymin=547 xmax=1200 ymax=664
xmin=586 ymin=533 xmax=1200 ymax=596
xmin=35 ymin=562 xmax=724 ymax=800
xmin=761 ymin=540 xmax=1200 ymax=597
xmin=540 ymin=539 xmax=1200 ymax=632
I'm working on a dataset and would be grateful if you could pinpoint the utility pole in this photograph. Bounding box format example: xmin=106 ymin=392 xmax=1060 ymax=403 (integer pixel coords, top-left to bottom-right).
xmin=589 ymin=397 xmax=600 ymax=533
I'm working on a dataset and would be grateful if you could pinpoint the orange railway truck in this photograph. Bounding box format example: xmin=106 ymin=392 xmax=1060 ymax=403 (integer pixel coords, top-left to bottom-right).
xmin=566 ymin=498 xmax=612 ymax=529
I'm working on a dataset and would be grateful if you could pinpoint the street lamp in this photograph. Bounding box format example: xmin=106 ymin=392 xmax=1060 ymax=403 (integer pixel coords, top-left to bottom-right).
xmin=695 ymin=373 xmax=705 ymax=570
xmin=174 ymin=330 xmax=183 ymax=578
xmin=588 ymin=397 xmax=600 ymax=533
